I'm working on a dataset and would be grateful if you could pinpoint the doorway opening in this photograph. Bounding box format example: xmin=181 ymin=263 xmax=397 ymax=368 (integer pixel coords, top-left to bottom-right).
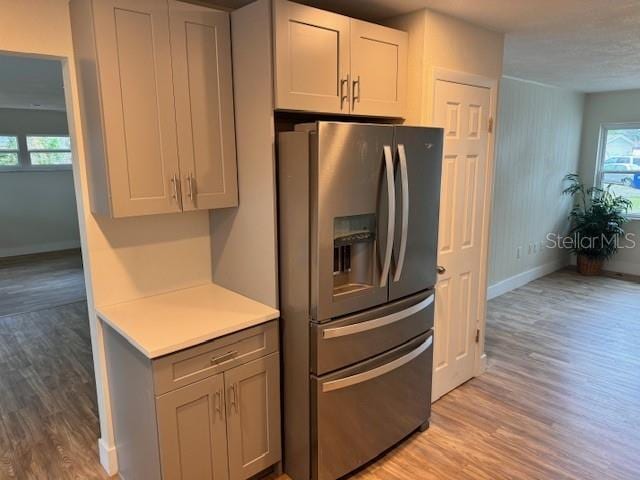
xmin=0 ymin=53 xmax=108 ymax=478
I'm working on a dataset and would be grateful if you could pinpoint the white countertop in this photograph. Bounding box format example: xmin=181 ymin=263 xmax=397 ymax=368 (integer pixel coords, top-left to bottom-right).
xmin=97 ymin=283 xmax=279 ymax=359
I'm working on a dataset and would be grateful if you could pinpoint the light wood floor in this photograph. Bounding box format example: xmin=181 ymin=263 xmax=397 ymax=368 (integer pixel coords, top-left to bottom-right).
xmin=0 ymin=250 xmax=111 ymax=479
xmin=2 ymin=260 xmax=640 ymax=479
xmin=349 ymin=269 xmax=640 ymax=480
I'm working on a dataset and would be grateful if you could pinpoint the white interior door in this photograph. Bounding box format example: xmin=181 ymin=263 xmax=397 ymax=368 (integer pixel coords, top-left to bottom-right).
xmin=432 ymin=80 xmax=490 ymax=401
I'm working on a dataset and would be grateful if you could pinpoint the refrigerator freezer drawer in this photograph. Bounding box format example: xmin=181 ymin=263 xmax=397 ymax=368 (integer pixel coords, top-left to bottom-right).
xmin=311 ymin=332 xmax=433 ymax=480
xmin=311 ymin=290 xmax=434 ymax=375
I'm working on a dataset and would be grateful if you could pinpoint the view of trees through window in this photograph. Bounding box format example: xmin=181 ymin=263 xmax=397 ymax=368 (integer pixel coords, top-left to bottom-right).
xmin=27 ymin=135 xmax=72 ymax=165
xmin=601 ymin=126 xmax=640 ymax=217
xmin=0 ymin=135 xmax=19 ymax=166
xmin=0 ymin=134 xmax=72 ymax=168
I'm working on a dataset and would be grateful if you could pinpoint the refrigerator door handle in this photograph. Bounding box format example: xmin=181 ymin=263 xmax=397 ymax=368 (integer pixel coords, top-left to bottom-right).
xmin=321 ymin=335 xmax=433 ymax=392
xmin=380 ymin=145 xmax=396 ymax=287
xmin=322 ymin=293 xmax=434 ymax=339
xmin=393 ymin=144 xmax=410 ymax=282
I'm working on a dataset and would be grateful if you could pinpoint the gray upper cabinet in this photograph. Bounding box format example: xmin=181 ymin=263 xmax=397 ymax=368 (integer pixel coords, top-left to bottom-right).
xmin=170 ymin=1 xmax=239 ymax=211
xmin=273 ymin=0 xmax=350 ymax=114
xmin=157 ymin=374 xmax=230 ymax=480
xmin=70 ymin=0 xmax=238 ymax=218
xmin=350 ymin=19 xmax=408 ymax=118
xmin=226 ymin=353 xmax=281 ymax=480
xmin=272 ymin=0 xmax=408 ymax=118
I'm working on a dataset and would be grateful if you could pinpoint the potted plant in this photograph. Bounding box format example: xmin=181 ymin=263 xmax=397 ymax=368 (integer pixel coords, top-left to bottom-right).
xmin=563 ymin=173 xmax=632 ymax=275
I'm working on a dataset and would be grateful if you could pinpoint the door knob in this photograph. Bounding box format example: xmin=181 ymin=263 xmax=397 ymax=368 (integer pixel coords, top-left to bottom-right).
xmin=437 ymin=266 xmax=446 ymax=274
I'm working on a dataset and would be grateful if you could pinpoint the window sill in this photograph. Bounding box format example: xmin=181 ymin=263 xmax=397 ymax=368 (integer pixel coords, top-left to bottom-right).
xmin=0 ymin=166 xmax=73 ymax=173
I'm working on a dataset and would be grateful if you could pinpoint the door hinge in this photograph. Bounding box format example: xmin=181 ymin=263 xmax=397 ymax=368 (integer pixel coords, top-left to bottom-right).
xmin=488 ymin=117 xmax=494 ymax=134
xmin=475 ymin=329 xmax=480 ymax=343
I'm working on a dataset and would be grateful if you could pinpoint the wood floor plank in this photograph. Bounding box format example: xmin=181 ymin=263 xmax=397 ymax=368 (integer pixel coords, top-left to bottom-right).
xmin=0 ymin=251 xmax=112 ymax=479
xmin=344 ymin=269 xmax=640 ymax=480
xmin=0 ymin=250 xmax=85 ymax=318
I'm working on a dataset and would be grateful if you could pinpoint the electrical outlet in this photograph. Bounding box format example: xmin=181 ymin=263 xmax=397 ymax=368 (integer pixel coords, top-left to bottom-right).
xmin=517 ymin=246 xmax=523 ymax=259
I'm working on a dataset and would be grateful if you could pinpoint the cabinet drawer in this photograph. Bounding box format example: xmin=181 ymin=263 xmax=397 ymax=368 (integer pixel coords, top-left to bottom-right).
xmin=153 ymin=321 xmax=278 ymax=395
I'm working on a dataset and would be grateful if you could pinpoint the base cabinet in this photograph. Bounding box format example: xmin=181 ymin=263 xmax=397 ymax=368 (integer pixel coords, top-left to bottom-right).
xmin=104 ymin=321 xmax=281 ymax=480
xmin=157 ymin=374 xmax=230 ymax=480
xmin=226 ymin=354 xmax=281 ymax=480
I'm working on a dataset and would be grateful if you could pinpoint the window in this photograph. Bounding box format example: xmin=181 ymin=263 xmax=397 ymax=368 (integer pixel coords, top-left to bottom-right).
xmin=0 ymin=134 xmax=72 ymax=170
xmin=26 ymin=135 xmax=72 ymax=166
xmin=0 ymin=135 xmax=19 ymax=166
xmin=597 ymin=124 xmax=640 ymax=218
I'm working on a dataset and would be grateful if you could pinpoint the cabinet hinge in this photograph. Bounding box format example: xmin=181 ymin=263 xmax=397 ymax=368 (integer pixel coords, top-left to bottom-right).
xmin=475 ymin=329 xmax=480 ymax=343
xmin=488 ymin=117 xmax=494 ymax=134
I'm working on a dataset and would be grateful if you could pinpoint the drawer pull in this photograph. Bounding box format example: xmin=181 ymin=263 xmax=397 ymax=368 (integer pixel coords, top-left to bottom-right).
xmin=323 ymin=294 xmax=434 ymax=339
xmin=322 ymin=336 xmax=432 ymax=393
xmin=210 ymin=350 xmax=238 ymax=365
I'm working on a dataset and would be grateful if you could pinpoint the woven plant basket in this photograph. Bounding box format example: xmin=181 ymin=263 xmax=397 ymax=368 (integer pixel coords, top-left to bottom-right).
xmin=577 ymin=255 xmax=604 ymax=276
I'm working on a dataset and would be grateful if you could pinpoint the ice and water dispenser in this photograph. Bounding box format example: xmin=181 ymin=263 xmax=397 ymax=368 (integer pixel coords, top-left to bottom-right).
xmin=332 ymin=214 xmax=376 ymax=296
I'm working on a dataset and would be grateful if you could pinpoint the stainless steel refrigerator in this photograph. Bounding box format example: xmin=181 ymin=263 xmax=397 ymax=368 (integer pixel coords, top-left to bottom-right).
xmin=278 ymin=121 xmax=443 ymax=480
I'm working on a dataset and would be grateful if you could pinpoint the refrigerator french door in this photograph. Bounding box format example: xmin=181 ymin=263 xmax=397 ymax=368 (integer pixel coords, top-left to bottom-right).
xmin=278 ymin=121 xmax=444 ymax=480
xmin=310 ymin=122 xmax=442 ymax=321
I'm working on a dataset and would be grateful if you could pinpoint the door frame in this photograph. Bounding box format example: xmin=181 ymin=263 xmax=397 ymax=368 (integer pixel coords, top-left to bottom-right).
xmin=430 ymin=67 xmax=499 ymax=377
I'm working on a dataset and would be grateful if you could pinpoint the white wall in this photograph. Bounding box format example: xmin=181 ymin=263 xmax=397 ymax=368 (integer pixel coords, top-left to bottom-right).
xmin=488 ymin=78 xmax=584 ymax=295
xmin=579 ymin=89 xmax=640 ymax=276
xmin=0 ymin=0 xmax=213 ymax=474
xmin=0 ymin=108 xmax=80 ymax=257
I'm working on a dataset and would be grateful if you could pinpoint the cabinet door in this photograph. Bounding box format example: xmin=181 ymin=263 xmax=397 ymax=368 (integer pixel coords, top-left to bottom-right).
xmin=225 ymin=353 xmax=281 ymax=480
xmin=273 ymin=0 xmax=350 ymax=114
xmin=350 ymin=19 xmax=408 ymax=118
xmin=169 ymin=1 xmax=239 ymax=211
xmin=93 ymin=0 xmax=182 ymax=217
xmin=156 ymin=374 xmax=229 ymax=480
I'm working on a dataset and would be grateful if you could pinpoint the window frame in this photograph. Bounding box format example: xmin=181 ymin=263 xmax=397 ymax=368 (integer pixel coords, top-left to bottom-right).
xmin=0 ymin=134 xmax=20 ymax=168
xmin=596 ymin=122 xmax=640 ymax=220
xmin=25 ymin=134 xmax=73 ymax=169
xmin=0 ymin=132 xmax=72 ymax=172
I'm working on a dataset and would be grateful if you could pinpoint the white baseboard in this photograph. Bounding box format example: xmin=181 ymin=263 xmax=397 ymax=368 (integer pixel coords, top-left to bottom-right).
xmin=487 ymin=259 xmax=568 ymax=300
xmin=604 ymin=259 xmax=640 ymax=277
xmin=99 ymin=437 xmax=118 ymax=476
xmin=0 ymin=240 xmax=81 ymax=258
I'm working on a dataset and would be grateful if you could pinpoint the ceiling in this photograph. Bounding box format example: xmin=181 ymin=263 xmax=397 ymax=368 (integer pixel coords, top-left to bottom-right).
xmin=212 ymin=0 xmax=640 ymax=93
xmin=0 ymin=54 xmax=65 ymax=111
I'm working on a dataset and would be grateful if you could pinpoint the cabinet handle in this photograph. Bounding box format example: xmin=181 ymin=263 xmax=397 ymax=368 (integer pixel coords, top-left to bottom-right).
xmin=229 ymin=384 xmax=237 ymax=414
xmin=352 ymin=75 xmax=360 ymax=107
xmin=340 ymin=75 xmax=349 ymax=110
xmin=215 ymin=389 xmax=224 ymax=421
xmin=170 ymin=174 xmax=179 ymax=202
xmin=437 ymin=266 xmax=446 ymax=275
xmin=186 ymin=173 xmax=195 ymax=202
xmin=234 ymin=383 xmax=240 ymax=413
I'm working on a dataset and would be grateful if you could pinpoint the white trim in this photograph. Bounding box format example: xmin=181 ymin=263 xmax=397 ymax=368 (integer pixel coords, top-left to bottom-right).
xmin=604 ymin=259 xmax=640 ymax=277
xmin=594 ymin=122 xmax=640 ymax=219
xmin=433 ymin=66 xmax=496 ymax=90
xmin=478 ymin=353 xmax=488 ymax=373
xmin=501 ymin=75 xmax=564 ymax=90
xmin=98 ymin=437 xmax=118 ymax=476
xmin=487 ymin=259 xmax=569 ymax=300
xmin=0 ymin=240 xmax=81 ymax=258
